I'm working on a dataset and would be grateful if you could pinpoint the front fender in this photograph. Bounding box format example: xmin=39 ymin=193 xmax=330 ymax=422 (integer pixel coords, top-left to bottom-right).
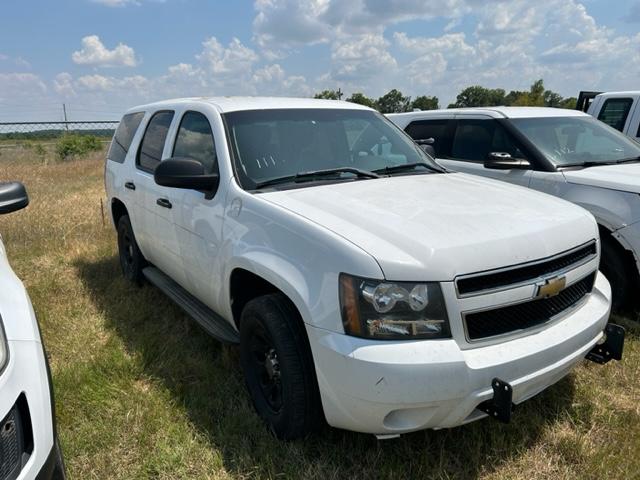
xmin=560 ymin=181 xmax=640 ymax=232
xmin=219 ymin=188 xmax=383 ymax=333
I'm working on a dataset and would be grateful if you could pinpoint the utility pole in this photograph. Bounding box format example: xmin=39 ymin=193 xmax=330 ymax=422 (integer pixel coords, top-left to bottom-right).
xmin=337 ymin=88 xmax=343 ymax=100
xmin=62 ymin=103 xmax=69 ymax=131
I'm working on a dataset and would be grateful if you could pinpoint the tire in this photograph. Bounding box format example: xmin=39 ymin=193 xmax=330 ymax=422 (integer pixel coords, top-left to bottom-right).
xmin=600 ymin=236 xmax=632 ymax=312
xmin=117 ymin=215 xmax=146 ymax=285
xmin=52 ymin=440 xmax=67 ymax=480
xmin=239 ymin=293 xmax=322 ymax=440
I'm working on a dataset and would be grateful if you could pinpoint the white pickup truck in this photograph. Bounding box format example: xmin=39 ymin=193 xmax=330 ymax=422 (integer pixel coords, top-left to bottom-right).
xmin=105 ymin=97 xmax=621 ymax=440
xmin=577 ymin=90 xmax=640 ymax=141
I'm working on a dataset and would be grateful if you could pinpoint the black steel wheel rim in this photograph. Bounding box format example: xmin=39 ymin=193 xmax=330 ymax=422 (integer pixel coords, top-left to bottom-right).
xmin=249 ymin=324 xmax=283 ymax=413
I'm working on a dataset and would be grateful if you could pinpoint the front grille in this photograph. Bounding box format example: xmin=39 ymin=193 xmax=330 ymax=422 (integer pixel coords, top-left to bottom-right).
xmin=456 ymin=241 xmax=597 ymax=296
xmin=464 ymin=272 xmax=596 ymax=341
xmin=0 ymin=395 xmax=32 ymax=480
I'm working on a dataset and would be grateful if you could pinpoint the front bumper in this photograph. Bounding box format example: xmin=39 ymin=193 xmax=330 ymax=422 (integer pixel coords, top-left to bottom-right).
xmin=307 ymin=272 xmax=612 ymax=435
xmin=0 ymin=339 xmax=56 ymax=480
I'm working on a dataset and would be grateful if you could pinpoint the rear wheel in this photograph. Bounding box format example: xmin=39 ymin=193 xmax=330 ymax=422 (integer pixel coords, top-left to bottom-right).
xmin=239 ymin=293 xmax=321 ymax=440
xmin=117 ymin=215 xmax=145 ymax=285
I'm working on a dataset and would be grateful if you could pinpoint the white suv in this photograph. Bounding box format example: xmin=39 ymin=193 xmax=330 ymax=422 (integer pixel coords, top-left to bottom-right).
xmin=105 ymin=97 xmax=621 ymax=439
xmin=389 ymin=107 xmax=640 ymax=311
xmin=0 ymin=182 xmax=65 ymax=478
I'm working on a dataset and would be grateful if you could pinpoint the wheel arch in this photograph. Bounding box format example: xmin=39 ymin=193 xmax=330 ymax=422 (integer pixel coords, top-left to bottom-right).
xmin=110 ymin=197 xmax=128 ymax=228
xmin=228 ymin=266 xmax=311 ymax=331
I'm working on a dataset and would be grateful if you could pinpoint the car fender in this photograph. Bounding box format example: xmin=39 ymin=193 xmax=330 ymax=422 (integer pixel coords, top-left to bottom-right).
xmin=219 ymin=187 xmax=383 ymax=333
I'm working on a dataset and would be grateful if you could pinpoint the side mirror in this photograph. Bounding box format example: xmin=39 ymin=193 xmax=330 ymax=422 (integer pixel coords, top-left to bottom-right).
xmin=0 ymin=182 xmax=29 ymax=215
xmin=484 ymin=152 xmax=531 ymax=170
xmin=420 ymin=144 xmax=436 ymax=157
xmin=154 ymin=158 xmax=219 ymax=191
xmin=415 ymin=138 xmax=436 ymax=157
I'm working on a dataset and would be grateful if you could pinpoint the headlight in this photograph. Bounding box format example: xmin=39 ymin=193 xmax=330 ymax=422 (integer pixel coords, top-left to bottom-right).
xmin=0 ymin=320 xmax=8 ymax=374
xmin=339 ymin=274 xmax=450 ymax=340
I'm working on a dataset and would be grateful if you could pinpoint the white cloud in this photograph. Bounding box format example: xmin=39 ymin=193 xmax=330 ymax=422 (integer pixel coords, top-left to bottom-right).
xmin=72 ymin=35 xmax=138 ymax=67
xmin=253 ymin=0 xmax=332 ymax=48
xmin=75 ymin=74 xmax=149 ymax=92
xmin=53 ymin=72 xmax=76 ymax=96
xmin=91 ymin=0 xmax=139 ymax=6
xmin=197 ymin=37 xmax=259 ymax=76
xmin=330 ymin=34 xmax=397 ymax=83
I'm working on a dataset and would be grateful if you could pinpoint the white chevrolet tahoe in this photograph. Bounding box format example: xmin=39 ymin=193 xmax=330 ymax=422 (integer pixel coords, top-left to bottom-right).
xmin=105 ymin=97 xmax=622 ymax=440
xmin=389 ymin=107 xmax=640 ymax=312
xmin=0 ymin=183 xmax=65 ymax=478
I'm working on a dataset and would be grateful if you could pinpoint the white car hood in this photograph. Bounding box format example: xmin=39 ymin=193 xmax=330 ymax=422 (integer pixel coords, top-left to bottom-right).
xmin=563 ymin=163 xmax=640 ymax=193
xmin=262 ymin=173 xmax=597 ymax=281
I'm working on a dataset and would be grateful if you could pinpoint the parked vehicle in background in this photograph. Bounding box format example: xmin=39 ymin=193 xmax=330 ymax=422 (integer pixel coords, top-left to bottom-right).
xmin=105 ymin=97 xmax=621 ymax=440
xmin=389 ymin=106 xmax=640 ymax=311
xmin=577 ymin=90 xmax=640 ymax=141
xmin=0 ymin=182 xmax=65 ymax=478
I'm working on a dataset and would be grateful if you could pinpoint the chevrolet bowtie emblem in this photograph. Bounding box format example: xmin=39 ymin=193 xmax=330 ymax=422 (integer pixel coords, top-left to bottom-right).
xmin=536 ymin=276 xmax=566 ymax=299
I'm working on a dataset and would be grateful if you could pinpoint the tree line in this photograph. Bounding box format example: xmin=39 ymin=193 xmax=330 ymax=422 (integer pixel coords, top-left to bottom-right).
xmin=314 ymin=79 xmax=577 ymax=114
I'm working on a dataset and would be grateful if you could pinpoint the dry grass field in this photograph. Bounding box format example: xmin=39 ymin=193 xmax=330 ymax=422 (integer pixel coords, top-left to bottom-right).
xmin=0 ymin=145 xmax=638 ymax=479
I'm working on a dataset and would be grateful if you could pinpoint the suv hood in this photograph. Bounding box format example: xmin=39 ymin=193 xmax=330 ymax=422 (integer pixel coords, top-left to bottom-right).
xmin=563 ymin=163 xmax=640 ymax=193
xmin=262 ymin=173 xmax=597 ymax=280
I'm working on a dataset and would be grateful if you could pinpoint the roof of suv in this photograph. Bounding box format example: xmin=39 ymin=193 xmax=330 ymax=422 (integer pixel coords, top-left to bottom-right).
xmin=388 ymin=106 xmax=589 ymax=121
xmin=126 ymin=96 xmax=372 ymax=114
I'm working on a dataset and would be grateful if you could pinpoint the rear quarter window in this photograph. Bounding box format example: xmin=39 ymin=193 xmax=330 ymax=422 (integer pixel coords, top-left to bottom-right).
xmin=597 ymin=98 xmax=633 ymax=132
xmin=107 ymin=112 xmax=144 ymax=163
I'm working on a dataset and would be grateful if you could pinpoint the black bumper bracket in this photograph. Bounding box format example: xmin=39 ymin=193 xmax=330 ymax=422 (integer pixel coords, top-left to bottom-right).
xmin=586 ymin=323 xmax=625 ymax=364
xmin=477 ymin=378 xmax=515 ymax=424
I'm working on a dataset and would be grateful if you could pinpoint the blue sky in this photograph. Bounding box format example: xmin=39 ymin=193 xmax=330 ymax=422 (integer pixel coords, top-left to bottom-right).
xmin=1 ymin=0 xmax=639 ymax=121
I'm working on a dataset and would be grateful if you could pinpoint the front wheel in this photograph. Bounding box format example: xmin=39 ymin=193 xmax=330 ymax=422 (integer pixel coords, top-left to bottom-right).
xmin=239 ymin=294 xmax=322 ymax=440
xmin=600 ymin=236 xmax=634 ymax=312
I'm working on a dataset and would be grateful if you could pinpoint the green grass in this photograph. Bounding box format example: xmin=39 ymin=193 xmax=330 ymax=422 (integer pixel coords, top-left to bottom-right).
xmin=0 ymin=153 xmax=638 ymax=479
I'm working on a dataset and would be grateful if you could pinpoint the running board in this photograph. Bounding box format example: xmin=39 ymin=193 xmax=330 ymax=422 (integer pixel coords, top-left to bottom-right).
xmin=142 ymin=266 xmax=239 ymax=344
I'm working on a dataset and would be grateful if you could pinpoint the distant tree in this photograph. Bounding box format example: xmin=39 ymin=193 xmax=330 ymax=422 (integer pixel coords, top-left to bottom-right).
xmin=504 ymin=89 xmax=527 ymax=105
xmin=543 ymin=90 xmax=564 ymax=107
xmin=559 ymin=97 xmax=577 ymax=109
xmin=376 ymin=89 xmax=412 ymax=113
xmin=411 ymin=95 xmax=439 ymax=111
xmin=448 ymin=86 xmax=506 ymax=108
xmin=314 ymin=89 xmax=343 ymax=100
xmin=451 ymin=79 xmax=577 ymax=110
xmin=528 ymin=79 xmax=545 ymax=105
xmin=346 ymin=92 xmax=377 ymax=109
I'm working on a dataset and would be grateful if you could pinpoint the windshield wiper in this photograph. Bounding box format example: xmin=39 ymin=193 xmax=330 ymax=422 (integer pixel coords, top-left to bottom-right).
xmin=616 ymin=156 xmax=640 ymax=164
xmin=254 ymin=167 xmax=380 ymax=189
xmin=373 ymin=162 xmax=440 ymax=175
xmin=562 ymin=160 xmax=618 ymax=168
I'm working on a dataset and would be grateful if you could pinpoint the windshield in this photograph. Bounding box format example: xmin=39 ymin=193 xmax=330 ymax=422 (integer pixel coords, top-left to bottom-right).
xmin=510 ymin=116 xmax=640 ymax=167
xmin=223 ymin=108 xmax=442 ymax=189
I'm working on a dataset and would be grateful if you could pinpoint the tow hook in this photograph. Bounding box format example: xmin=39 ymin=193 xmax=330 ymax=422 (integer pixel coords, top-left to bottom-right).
xmin=586 ymin=323 xmax=625 ymax=364
xmin=477 ymin=378 xmax=515 ymax=424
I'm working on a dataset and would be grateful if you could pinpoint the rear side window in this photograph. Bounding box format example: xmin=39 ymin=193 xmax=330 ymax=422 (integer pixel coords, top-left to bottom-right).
xmin=172 ymin=111 xmax=218 ymax=174
xmin=137 ymin=111 xmax=174 ymax=172
xmin=107 ymin=112 xmax=144 ymax=163
xmin=598 ymin=98 xmax=633 ymax=132
xmin=405 ymin=119 xmax=449 ymax=157
xmin=451 ymin=119 xmax=526 ymax=162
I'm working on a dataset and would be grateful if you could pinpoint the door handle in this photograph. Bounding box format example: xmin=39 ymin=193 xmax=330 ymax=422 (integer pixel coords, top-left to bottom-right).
xmin=124 ymin=181 xmax=136 ymax=191
xmin=156 ymin=198 xmax=172 ymax=209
